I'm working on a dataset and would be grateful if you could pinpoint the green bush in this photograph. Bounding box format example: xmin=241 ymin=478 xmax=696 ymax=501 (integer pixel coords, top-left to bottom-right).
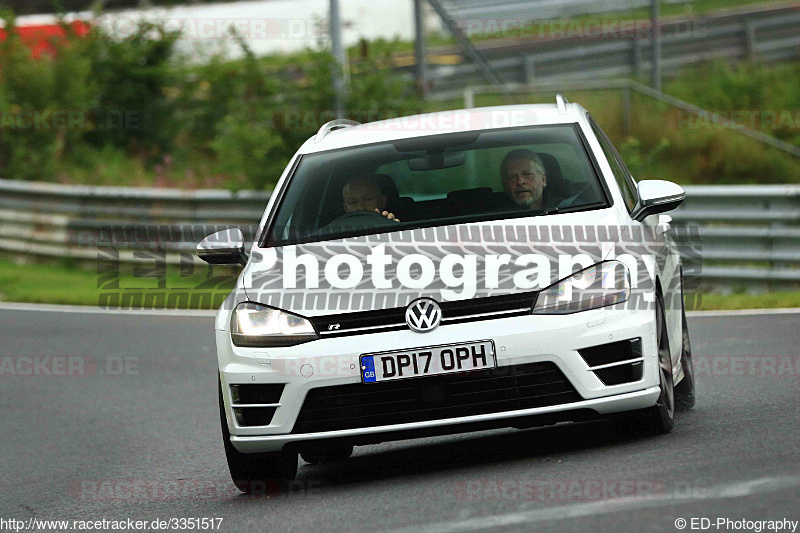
xmin=0 ymin=12 xmax=422 ymax=189
xmin=0 ymin=8 xmax=795 ymax=189
xmin=666 ymin=60 xmax=800 ymax=147
xmin=0 ymin=13 xmax=180 ymax=180
xmin=0 ymin=13 xmax=92 ymax=180
xmin=80 ymin=21 xmax=181 ymax=156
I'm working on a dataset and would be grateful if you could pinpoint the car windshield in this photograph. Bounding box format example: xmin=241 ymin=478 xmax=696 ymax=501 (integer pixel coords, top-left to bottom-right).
xmin=263 ymin=124 xmax=608 ymax=247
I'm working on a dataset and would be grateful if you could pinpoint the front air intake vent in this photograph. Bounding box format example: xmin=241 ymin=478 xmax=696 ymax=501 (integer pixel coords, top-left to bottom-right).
xmin=579 ymin=338 xmax=644 ymax=386
xmin=231 ymin=384 xmax=284 ymax=405
xmin=230 ymin=384 xmax=284 ymax=427
xmin=578 ymin=338 xmax=642 ymax=367
xmin=233 ymin=407 xmax=277 ymax=427
xmin=594 ymin=361 xmax=644 ymax=386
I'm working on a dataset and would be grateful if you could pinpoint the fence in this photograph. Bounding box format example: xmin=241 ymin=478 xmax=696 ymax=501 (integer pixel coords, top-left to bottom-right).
xmin=405 ymin=4 xmax=800 ymax=93
xmin=1 ymin=178 xmax=798 ymax=287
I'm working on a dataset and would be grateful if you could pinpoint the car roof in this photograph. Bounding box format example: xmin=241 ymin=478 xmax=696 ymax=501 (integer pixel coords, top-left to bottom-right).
xmin=298 ymin=102 xmax=587 ymax=154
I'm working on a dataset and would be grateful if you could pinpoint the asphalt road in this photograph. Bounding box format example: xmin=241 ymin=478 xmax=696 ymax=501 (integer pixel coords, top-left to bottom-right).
xmin=1 ymin=306 xmax=799 ymax=533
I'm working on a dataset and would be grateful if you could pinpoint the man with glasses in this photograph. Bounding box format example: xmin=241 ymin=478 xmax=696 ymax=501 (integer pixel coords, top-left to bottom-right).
xmin=319 ymin=175 xmax=400 ymax=234
xmin=341 ymin=175 xmax=400 ymax=222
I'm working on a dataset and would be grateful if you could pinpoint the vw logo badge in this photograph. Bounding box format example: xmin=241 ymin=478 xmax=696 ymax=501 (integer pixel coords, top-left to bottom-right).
xmin=405 ymin=298 xmax=442 ymax=333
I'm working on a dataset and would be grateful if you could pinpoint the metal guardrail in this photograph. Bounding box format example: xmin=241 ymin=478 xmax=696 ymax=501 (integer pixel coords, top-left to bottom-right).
xmin=1 ymin=178 xmax=797 ymax=286
xmin=406 ymin=5 xmax=800 ymax=93
xmin=670 ymin=185 xmax=800 ymax=285
xmin=0 ymin=179 xmax=269 ymax=265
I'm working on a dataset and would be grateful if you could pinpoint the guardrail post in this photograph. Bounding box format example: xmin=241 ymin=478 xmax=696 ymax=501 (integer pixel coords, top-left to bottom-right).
xmin=650 ymin=0 xmax=661 ymax=91
xmin=463 ymin=87 xmax=475 ymax=108
xmin=414 ymin=0 xmax=428 ymax=96
xmin=330 ymin=0 xmax=347 ymax=119
xmin=523 ymin=56 xmax=536 ymax=84
xmin=622 ymin=86 xmax=632 ymax=137
xmin=632 ymin=38 xmax=643 ymax=77
xmin=767 ymin=194 xmax=782 ymax=291
xmin=744 ymin=20 xmax=756 ymax=60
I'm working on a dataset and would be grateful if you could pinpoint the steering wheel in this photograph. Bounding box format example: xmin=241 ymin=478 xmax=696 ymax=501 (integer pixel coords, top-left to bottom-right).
xmin=326 ymin=210 xmax=398 ymax=230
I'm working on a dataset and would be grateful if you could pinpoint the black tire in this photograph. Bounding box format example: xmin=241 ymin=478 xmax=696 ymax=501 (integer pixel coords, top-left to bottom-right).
xmin=674 ymin=306 xmax=696 ymax=411
xmin=218 ymin=381 xmax=298 ymax=494
xmin=300 ymin=446 xmax=354 ymax=465
xmin=647 ymin=293 xmax=675 ymax=434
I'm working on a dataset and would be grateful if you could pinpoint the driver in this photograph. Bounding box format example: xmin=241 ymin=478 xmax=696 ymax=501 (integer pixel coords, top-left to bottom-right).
xmin=342 ymin=176 xmax=400 ymax=222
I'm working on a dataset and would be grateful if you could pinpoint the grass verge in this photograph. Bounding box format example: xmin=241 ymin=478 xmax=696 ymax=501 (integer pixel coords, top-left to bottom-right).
xmin=0 ymin=257 xmax=236 ymax=309
xmin=432 ymin=59 xmax=800 ymax=186
xmin=687 ymin=291 xmax=800 ymax=310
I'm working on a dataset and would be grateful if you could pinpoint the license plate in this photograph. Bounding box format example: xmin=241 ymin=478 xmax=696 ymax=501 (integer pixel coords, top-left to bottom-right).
xmin=360 ymin=341 xmax=496 ymax=383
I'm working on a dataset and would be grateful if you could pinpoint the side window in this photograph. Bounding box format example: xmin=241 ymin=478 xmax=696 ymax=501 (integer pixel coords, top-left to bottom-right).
xmin=589 ymin=119 xmax=638 ymax=212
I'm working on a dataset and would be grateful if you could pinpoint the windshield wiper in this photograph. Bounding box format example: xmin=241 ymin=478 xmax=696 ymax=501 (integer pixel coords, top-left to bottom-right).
xmin=553 ymin=201 xmax=608 ymax=215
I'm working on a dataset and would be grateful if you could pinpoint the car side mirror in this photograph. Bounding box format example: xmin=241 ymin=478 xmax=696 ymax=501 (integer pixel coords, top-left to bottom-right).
xmin=196 ymin=228 xmax=248 ymax=266
xmin=631 ymin=180 xmax=685 ymax=222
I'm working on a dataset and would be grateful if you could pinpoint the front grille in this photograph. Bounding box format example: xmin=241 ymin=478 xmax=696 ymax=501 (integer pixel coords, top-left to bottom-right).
xmin=312 ymin=291 xmax=538 ymax=338
xmin=292 ymin=362 xmax=582 ymax=434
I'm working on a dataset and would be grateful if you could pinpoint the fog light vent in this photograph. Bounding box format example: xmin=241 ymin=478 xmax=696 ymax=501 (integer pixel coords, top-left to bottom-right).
xmin=231 ymin=384 xmax=284 ymax=405
xmin=578 ymin=338 xmax=641 ymax=367
xmin=593 ymin=361 xmax=643 ymax=386
xmin=579 ymin=338 xmax=643 ymax=386
xmin=233 ymin=407 xmax=278 ymax=427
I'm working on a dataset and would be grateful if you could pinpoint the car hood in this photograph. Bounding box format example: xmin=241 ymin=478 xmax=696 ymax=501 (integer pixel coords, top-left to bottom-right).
xmin=240 ymin=209 xmax=644 ymax=318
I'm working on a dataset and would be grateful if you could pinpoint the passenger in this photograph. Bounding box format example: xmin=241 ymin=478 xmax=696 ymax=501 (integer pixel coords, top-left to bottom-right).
xmin=499 ymin=149 xmax=548 ymax=210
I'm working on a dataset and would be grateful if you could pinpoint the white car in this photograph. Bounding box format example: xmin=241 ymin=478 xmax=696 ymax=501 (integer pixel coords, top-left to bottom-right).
xmin=198 ymin=96 xmax=696 ymax=492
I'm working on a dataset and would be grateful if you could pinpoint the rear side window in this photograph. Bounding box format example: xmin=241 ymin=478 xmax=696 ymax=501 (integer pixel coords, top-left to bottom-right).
xmin=589 ymin=119 xmax=638 ymax=212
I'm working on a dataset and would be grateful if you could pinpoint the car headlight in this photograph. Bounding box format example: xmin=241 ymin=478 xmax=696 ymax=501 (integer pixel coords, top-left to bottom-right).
xmin=231 ymin=302 xmax=318 ymax=347
xmin=532 ymin=260 xmax=630 ymax=314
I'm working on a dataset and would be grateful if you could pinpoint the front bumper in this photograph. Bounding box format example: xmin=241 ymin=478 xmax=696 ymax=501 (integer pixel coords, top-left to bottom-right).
xmin=231 ymin=386 xmax=659 ymax=453
xmin=217 ymin=305 xmax=660 ymax=454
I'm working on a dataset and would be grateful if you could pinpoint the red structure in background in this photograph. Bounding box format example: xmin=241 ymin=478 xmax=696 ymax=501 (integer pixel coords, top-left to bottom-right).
xmin=0 ymin=20 xmax=91 ymax=58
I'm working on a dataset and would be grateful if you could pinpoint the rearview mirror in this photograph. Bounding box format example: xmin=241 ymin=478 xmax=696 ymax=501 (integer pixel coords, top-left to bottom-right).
xmin=631 ymin=180 xmax=685 ymax=222
xmin=408 ymin=151 xmax=466 ymax=170
xmin=196 ymin=228 xmax=247 ymax=266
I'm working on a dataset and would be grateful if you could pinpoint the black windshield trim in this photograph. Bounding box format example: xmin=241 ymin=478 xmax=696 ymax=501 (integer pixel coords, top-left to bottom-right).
xmin=258 ymin=154 xmax=302 ymax=248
